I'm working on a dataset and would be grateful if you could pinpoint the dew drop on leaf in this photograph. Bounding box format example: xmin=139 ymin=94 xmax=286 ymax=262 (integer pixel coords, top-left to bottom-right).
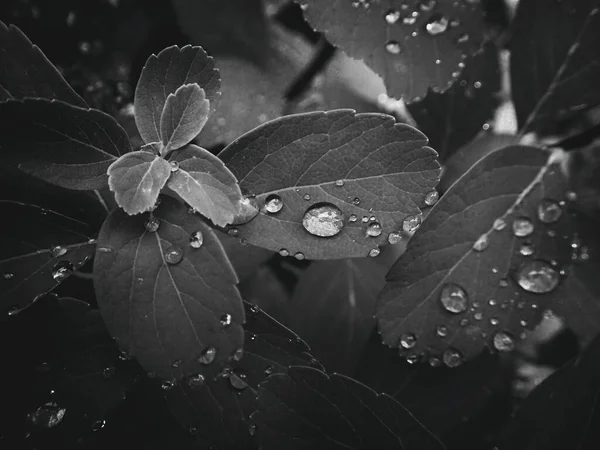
xmin=366 ymin=222 xmax=382 ymax=237
xmin=429 ymin=356 xmax=442 ymax=367
xmin=249 ymin=423 xmax=257 ymax=436
xmin=220 ymin=313 xmax=232 ymax=327
xmin=405 ymin=353 xmax=419 ymax=364
xmin=440 ymin=283 xmax=469 ymax=313
xmin=165 ymin=247 xmax=184 ymax=265
xmin=513 ymin=217 xmax=534 ymax=237
xmin=456 ymin=32 xmax=470 ymax=44
xmin=424 ymin=190 xmax=439 ymax=206
xmin=537 ymin=199 xmax=562 ymax=223
xmin=50 ymin=246 xmax=67 ymax=258
xmin=229 ymin=372 xmax=248 ymax=390
xmin=279 ymin=248 xmax=289 ymax=257
xmin=264 ymin=366 xmax=273 ymax=376
xmin=403 ymin=214 xmax=422 ymax=233
xmin=189 ymin=231 xmax=203 ymax=249
xmin=264 ymin=194 xmax=283 ymax=214
xmin=303 ymin=194 xmax=311 ymax=201
xmin=145 ymin=217 xmax=160 ymax=232
xmin=385 ymin=41 xmax=402 ymax=55
xmin=472 ymin=234 xmax=489 ymax=252
xmin=520 ymin=242 xmax=535 ymax=256
xmin=400 ymin=333 xmax=417 ymax=349
xmin=52 ymin=261 xmax=74 ymax=282
xmin=493 ymin=218 xmax=506 ymax=231
xmin=425 ymin=13 xmax=449 ymax=35
xmin=4 ymin=272 xmax=14 ymax=280
xmin=349 ymin=214 xmax=358 ymax=223
xmin=565 ymin=191 xmax=577 ymax=201
xmin=474 ymin=312 xmax=483 ymax=321
xmin=294 ymin=252 xmax=305 ymax=260
xmin=384 ymin=9 xmax=400 ymax=24
xmin=436 ymin=325 xmax=448 ymax=337
xmin=335 ymin=179 xmax=345 ymax=187
xmin=368 ymin=248 xmax=380 ymax=257
xmin=161 ymin=380 xmax=175 ymax=390
xmin=516 ymin=260 xmax=560 ymax=294
xmin=420 ymin=0 xmax=436 ymax=11
xmin=490 ymin=317 xmax=499 ymax=325
xmin=388 ymin=231 xmax=402 ymax=244
xmin=91 ymin=419 xmax=105 ymax=431
xmin=232 ymin=348 xmax=244 ymax=362
xmin=102 ymin=366 xmax=115 ymax=379
xmin=227 ymin=228 xmax=239 ymax=237
xmin=28 ymin=402 xmax=66 ymax=428
xmin=302 ymin=203 xmax=344 ymax=237
xmin=353 ymin=197 xmax=361 ymax=205
xmin=493 ymin=331 xmax=515 ymax=352
xmin=188 ymin=374 xmax=206 ymax=387
xmin=198 ymin=347 xmax=217 ymax=364
xmin=169 ymin=161 xmax=179 ymax=172
xmin=442 ymin=348 xmax=463 ymax=368
xmin=362 ymin=216 xmax=369 ymax=223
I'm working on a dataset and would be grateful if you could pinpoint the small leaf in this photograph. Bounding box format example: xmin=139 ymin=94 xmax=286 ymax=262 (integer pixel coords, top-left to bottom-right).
xmin=0 ymin=99 xmax=129 ymax=190
xmin=134 ymin=45 xmax=220 ymax=145
xmin=93 ymin=196 xmax=244 ymax=381
xmin=253 ymin=366 xmax=446 ymax=450
xmin=160 ymin=84 xmax=210 ymax=154
xmin=107 ymin=151 xmax=172 ymax=215
xmin=218 ymin=109 xmax=441 ymax=259
xmin=0 ymin=21 xmax=86 ymax=106
xmin=299 ymin=0 xmax=486 ymax=101
xmin=167 ymin=145 xmax=243 ymax=227
xmin=511 ymin=0 xmax=600 ymax=135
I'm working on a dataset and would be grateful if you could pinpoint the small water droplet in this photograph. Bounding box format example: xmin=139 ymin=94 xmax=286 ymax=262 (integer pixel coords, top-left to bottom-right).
xmin=229 ymin=372 xmax=248 ymax=390
xmin=520 ymin=242 xmax=535 ymax=256
xmin=489 ymin=298 xmax=497 ymax=306
xmin=303 ymin=194 xmax=311 ymax=201
xmin=490 ymin=317 xmax=499 ymax=325
xmin=493 ymin=331 xmax=515 ymax=352
xmin=265 ymin=194 xmax=283 ymax=213
xmin=52 ymin=261 xmax=74 ymax=282
xmin=353 ymin=197 xmax=361 ymax=205
xmin=429 ymin=356 xmax=442 ymax=367
xmin=400 ymin=333 xmax=416 ymax=349
xmin=198 ymin=347 xmax=217 ymax=364
xmin=436 ymin=325 xmax=448 ymax=337
xmin=513 ymin=217 xmax=534 ymax=237
xmin=51 ymin=246 xmax=67 ymax=258
xmin=384 ymin=9 xmax=400 ymax=24
xmin=493 ymin=218 xmax=506 ymax=231
xmin=28 ymin=402 xmax=66 ymax=428
xmin=516 ymin=260 xmax=560 ymax=293
xmin=565 ymin=191 xmax=577 ymax=201
xmin=499 ymin=278 xmax=509 ymax=287
xmin=420 ymin=0 xmax=437 ymax=11
xmin=264 ymin=365 xmax=273 ymax=376
xmin=170 ymin=161 xmax=179 ymax=172
xmin=335 ymin=179 xmax=345 ymax=187
xmin=473 ymin=234 xmax=489 ymax=252
xmin=349 ymin=214 xmax=358 ymax=223
xmin=219 ymin=313 xmax=232 ymax=327
xmin=232 ymin=348 xmax=244 ymax=361
xmin=388 ymin=231 xmax=402 ymax=244
xmin=424 ymin=190 xmax=439 ymax=206
xmin=3 ymin=272 xmax=14 ymax=280
xmin=189 ymin=231 xmax=203 ymax=249
xmin=302 ymin=203 xmax=344 ymax=237
xmin=227 ymin=228 xmax=239 ymax=237
xmin=442 ymin=348 xmax=462 ymax=368
xmin=460 ymin=318 xmax=469 ymax=326
xmin=474 ymin=312 xmax=483 ymax=321
xmin=440 ymin=283 xmax=468 ymax=313
xmin=385 ymin=40 xmax=402 ymax=55
xmin=538 ymin=199 xmax=562 ymax=223
xmin=403 ymin=15 xmax=417 ymax=25
xmin=161 ymin=380 xmax=175 ymax=390
xmin=474 ymin=81 xmax=482 ymax=89
xmin=279 ymin=248 xmax=289 ymax=257
xmin=425 ymin=13 xmax=448 ymax=35
xmin=165 ymin=247 xmax=183 ymax=265
xmin=91 ymin=419 xmax=105 ymax=431
xmin=361 ymin=216 xmax=369 ymax=223
xmin=520 ymin=319 xmax=527 ymax=327
xmin=403 ymin=214 xmax=421 ymax=233
xmin=294 ymin=252 xmax=305 ymax=260
xmin=249 ymin=423 xmax=257 ymax=436
xmin=366 ymin=222 xmax=382 ymax=237
xmin=145 ymin=217 xmax=160 ymax=232
xmin=456 ymin=32 xmax=470 ymax=43
xmin=102 ymin=366 xmax=115 ymax=379
xmin=189 ymin=426 xmax=198 ymax=435
xmin=368 ymin=248 xmax=380 ymax=257
xmin=188 ymin=373 xmax=205 ymax=387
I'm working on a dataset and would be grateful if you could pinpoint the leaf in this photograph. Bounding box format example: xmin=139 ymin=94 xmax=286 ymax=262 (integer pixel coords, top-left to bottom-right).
xmin=496 ymin=333 xmax=600 ymax=450
xmin=407 ymin=41 xmax=501 ymax=162
xmin=160 ymin=84 xmax=210 ymax=154
xmin=377 ymin=145 xmax=600 ymax=363
xmin=252 ymin=366 xmax=446 ymax=450
xmin=107 ymin=151 xmax=172 ymax=215
xmin=299 ymin=0 xmax=486 ymax=101
xmin=218 ymin=109 xmax=441 ymax=259
xmin=167 ymin=145 xmax=243 ymax=227
xmin=0 ymin=99 xmax=129 ymax=190
xmin=134 ymin=45 xmax=221 ymax=145
xmin=511 ymin=0 xmax=600 ymax=135
xmin=218 ymin=234 xmax=274 ymax=281
xmin=0 ymin=21 xmax=86 ymax=106
xmin=164 ymin=301 xmax=320 ymax=449
xmin=93 ymin=196 xmax=244 ymax=381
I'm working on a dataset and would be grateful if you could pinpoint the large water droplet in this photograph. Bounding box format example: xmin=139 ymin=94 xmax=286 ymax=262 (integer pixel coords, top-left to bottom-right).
xmin=442 ymin=348 xmax=462 ymax=368
xmin=165 ymin=247 xmax=183 ymax=265
xmin=189 ymin=231 xmax=203 ymax=249
xmin=403 ymin=214 xmax=421 ymax=233
xmin=493 ymin=331 xmax=515 ymax=352
xmin=513 ymin=217 xmax=534 ymax=237
xmin=52 ymin=261 xmax=74 ymax=282
xmin=425 ymin=13 xmax=449 ymax=35
xmin=265 ymin=194 xmax=283 ymax=213
xmin=220 ymin=313 xmax=232 ymax=327
xmin=400 ymin=332 xmax=416 ymax=349
xmin=198 ymin=347 xmax=217 ymax=364
xmin=229 ymin=372 xmax=248 ymax=390
xmin=384 ymin=9 xmax=400 ymax=24
xmin=424 ymin=190 xmax=439 ymax=206
xmin=302 ymin=203 xmax=344 ymax=237
xmin=51 ymin=245 xmax=67 ymax=258
xmin=366 ymin=222 xmax=382 ymax=237
xmin=28 ymin=402 xmax=66 ymax=428
xmin=145 ymin=217 xmax=160 ymax=232
xmin=516 ymin=260 xmax=560 ymax=294
xmin=385 ymin=40 xmax=402 ymax=55
xmin=388 ymin=231 xmax=402 ymax=244
xmin=538 ymin=199 xmax=562 ymax=223
xmin=440 ymin=283 xmax=468 ymax=313
xmin=472 ymin=234 xmax=489 ymax=252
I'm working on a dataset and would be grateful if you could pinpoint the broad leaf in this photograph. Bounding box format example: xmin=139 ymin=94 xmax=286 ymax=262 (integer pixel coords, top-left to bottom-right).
xmin=134 ymin=45 xmax=221 ymax=145
xmin=0 ymin=99 xmax=129 ymax=190
xmin=511 ymin=0 xmax=600 ymax=135
xmin=299 ymin=0 xmax=486 ymax=101
xmin=0 ymin=21 xmax=86 ymax=106
xmin=407 ymin=41 xmax=501 ymax=162
xmin=218 ymin=234 xmax=274 ymax=281
xmin=252 ymin=366 xmax=445 ymax=450
xmin=108 ymin=151 xmax=172 ymax=215
xmin=377 ymin=146 xmax=600 ymax=363
xmin=160 ymin=84 xmax=210 ymax=154
xmin=218 ymin=109 xmax=441 ymax=259
xmin=168 ymin=145 xmax=243 ymax=227
xmin=93 ymin=196 xmax=244 ymax=381
xmin=164 ymin=301 xmax=321 ymax=449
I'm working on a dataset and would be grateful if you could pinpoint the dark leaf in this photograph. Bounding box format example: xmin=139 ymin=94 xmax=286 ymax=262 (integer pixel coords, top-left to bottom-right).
xmin=218 ymin=234 xmax=274 ymax=281
xmin=108 ymin=151 xmax=172 ymax=215
xmin=511 ymin=0 xmax=600 ymax=135
xmin=219 ymin=109 xmax=440 ymax=259
xmin=252 ymin=366 xmax=445 ymax=450
xmin=299 ymin=0 xmax=486 ymax=101
xmin=407 ymin=41 xmax=501 ymax=162
xmin=164 ymin=301 xmax=320 ymax=449
xmin=93 ymin=196 xmax=244 ymax=381
xmin=168 ymin=145 xmax=243 ymax=227
xmin=0 ymin=99 xmax=129 ymax=190
xmin=134 ymin=45 xmax=221 ymax=145
xmin=0 ymin=21 xmax=86 ymax=106
xmin=377 ymin=145 xmax=600 ymax=363
xmin=160 ymin=84 xmax=210 ymax=154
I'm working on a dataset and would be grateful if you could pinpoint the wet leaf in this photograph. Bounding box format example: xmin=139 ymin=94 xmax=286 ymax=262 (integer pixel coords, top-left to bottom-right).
xmin=160 ymin=84 xmax=210 ymax=154
xmin=511 ymin=0 xmax=600 ymax=135
xmin=218 ymin=234 xmax=274 ymax=281
xmin=299 ymin=0 xmax=486 ymax=101
xmin=108 ymin=151 xmax=172 ymax=215
xmin=408 ymin=41 xmax=501 ymax=162
xmin=219 ymin=109 xmax=440 ymax=259
xmin=93 ymin=196 xmax=244 ymax=381
xmin=167 ymin=145 xmax=243 ymax=227
xmin=0 ymin=21 xmax=86 ymax=106
xmin=378 ymin=146 xmax=600 ymax=362
xmin=252 ymin=366 xmax=445 ymax=450
xmin=164 ymin=301 xmax=319 ymax=449
xmin=134 ymin=45 xmax=221 ymax=145
xmin=0 ymin=99 xmax=129 ymax=190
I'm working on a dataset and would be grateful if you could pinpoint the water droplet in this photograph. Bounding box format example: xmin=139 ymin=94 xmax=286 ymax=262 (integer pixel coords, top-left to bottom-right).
xmin=490 ymin=317 xmax=499 ymax=325
xmin=189 ymin=231 xmax=203 ymax=249
xmin=169 ymin=161 xmax=179 ymax=172
xmin=52 ymin=261 xmax=74 ymax=282
xmin=51 ymin=246 xmax=67 ymax=258
xmin=145 ymin=217 xmax=160 ymax=232
xmin=474 ymin=312 xmax=483 ymax=321
xmin=520 ymin=319 xmax=527 ymax=327
xmin=405 ymin=353 xmax=419 ymax=364
xmin=265 ymin=194 xmax=283 ymax=213
xmin=229 ymin=372 xmax=248 ymax=390
xmin=188 ymin=373 xmax=205 ymax=387
xmin=493 ymin=218 xmax=506 ymax=231
xmin=456 ymin=32 xmax=470 ymax=43
xmin=493 ymin=331 xmax=515 ymax=352
xmin=198 ymin=347 xmax=217 ymax=364
xmin=366 ymin=222 xmax=382 ymax=237
xmin=442 ymin=348 xmax=462 ymax=368
xmin=565 ymin=191 xmax=577 ymax=201
xmin=388 ymin=231 xmax=402 ymax=244
xmin=353 ymin=197 xmax=361 ymax=205
xmin=520 ymin=242 xmax=535 ymax=256
xmin=264 ymin=365 xmax=273 ymax=376
xmin=513 ymin=217 xmax=534 ymax=237
xmin=385 ymin=41 xmax=402 ymax=55
xmin=436 ymin=325 xmax=448 ymax=337
xmin=335 ymin=179 xmax=345 ymax=187
xmin=279 ymin=248 xmax=289 ymax=257
xmin=161 ymin=380 xmax=175 ymax=390
xmin=227 ymin=228 xmax=239 ymax=237
xmin=302 ymin=203 xmax=344 ymax=237
xmin=429 ymin=356 xmax=442 ymax=367
xmin=220 ymin=314 xmax=232 ymax=327
xmin=420 ymin=0 xmax=437 ymax=11
xmin=102 ymin=366 xmax=115 ymax=379
xmin=516 ymin=260 xmax=560 ymax=294
xmin=440 ymin=283 xmax=468 ymax=313
xmin=384 ymin=9 xmax=400 ymax=24
xmin=232 ymin=348 xmax=244 ymax=362
xmin=473 ymin=234 xmax=489 ymax=252
xmin=489 ymin=298 xmax=497 ymax=306
xmin=368 ymin=248 xmax=380 ymax=257
xmin=91 ymin=419 xmax=105 ymax=431
xmin=349 ymin=214 xmax=358 ymax=223
xmin=303 ymin=194 xmax=311 ymax=201
xmin=361 ymin=216 xmax=369 ymax=223
xmin=459 ymin=318 xmax=469 ymax=326
xmin=3 ymin=272 xmax=14 ymax=280
xmin=403 ymin=214 xmax=421 ymax=233
xmin=424 ymin=190 xmax=439 ymax=206
xmin=118 ymin=351 xmax=131 ymax=361
xmin=400 ymin=333 xmax=416 ymax=349
xmin=28 ymin=402 xmax=66 ymax=428
xmin=189 ymin=426 xmax=198 ymax=435
xmin=294 ymin=252 xmax=305 ymax=260
xmin=425 ymin=13 xmax=448 ymax=35
xmin=499 ymin=278 xmax=509 ymax=287
xmin=403 ymin=16 xmax=417 ymax=25
xmin=249 ymin=423 xmax=257 ymax=436
xmin=165 ymin=247 xmax=183 ymax=265
xmin=538 ymin=199 xmax=562 ymax=223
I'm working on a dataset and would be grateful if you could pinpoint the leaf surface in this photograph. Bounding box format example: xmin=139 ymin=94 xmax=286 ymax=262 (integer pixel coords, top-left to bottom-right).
xmin=108 ymin=151 xmax=172 ymax=215
xmin=219 ymin=109 xmax=440 ymax=259
xmin=0 ymin=99 xmax=129 ymax=190
xmin=93 ymin=196 xmax=244 ymax=381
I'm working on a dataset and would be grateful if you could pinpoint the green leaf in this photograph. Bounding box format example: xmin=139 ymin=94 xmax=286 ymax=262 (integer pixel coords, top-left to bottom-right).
xmin=218 ymin=109 xmax=441 ymax=259
xmin=93 ymin=196 xmax=244 ymax=381
xmin=0 ymin=99 xmax=129 ymax=190
xmin=134 ymin=45 xmax=221 ymax=145
xmin=0 ymin=21 xmax=86 ymax=106
xmin=160 ymin=84 xmax=210 ymax=154
xmin=167 ymin=145 xmax=243 ymax=227
xmin=107 ymin=151 xmax=172 ymax=215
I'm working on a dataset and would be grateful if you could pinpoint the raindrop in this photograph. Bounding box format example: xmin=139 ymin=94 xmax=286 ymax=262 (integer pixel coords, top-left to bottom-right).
xmin=513 ymin=217 xmax=534 ymax=237
xmin=265 ymin=194 xmax=283 ymax=213
xmin=294 ymin=252 xmax=305 ymax=260
xmin=520 ymin=319 xmax=527 ymax=327
xmin=198 ymin=347 xmax=217 ymax=364
xmin=565 ymin=191 xmax=577 ymax=201
xmin=91 ymin=419 xmax=105 ymax=431
xmin=102 ymin=366 xmax=115 ymax=379
xmin=362 ymin=216 xmax=369 ymax=223
xmin=388 ymin=231 xmax=402 ymax=244
xmin=440 ymin=283 xmax=469 ymax=313
xmin=232 ymin=348 xmax=244 ymax=362
xmin=403 ymin=214 xmax=422 ymax=233
xmin=118 ymin=351 xmax=131 ymax=361
xmin=474 ymin=312 xmax=483 ymax=321
xmin=385 ymin=41 xmax=402 ymax=55
xmin=353 ymin=197 xmax=361 ymax=205
xmin=436 ymin=325 xmax=448 ymax=337
xmin=538 ymin=199 xmax=562 ymax=223
xmin=366 ymin=222 xmax=382 ymax=237
xmin=516 ymin=260 xmax=560 ymax=294
xmin=28 ymin=402 xmax=66 ymax=428
xmin=474 ymin=81 xmax=482 ymax=89
xmin=490 ymin=317 xmax=499 ymax=325
xmin=249 ymin=423 xmax=257 ymax=436
xmin=424 ymin=190 xmax=439 ymax=206
xmin=456 ymin=32 xmax=470 ymax=43
xmin=169 ymin=161 xmax=179 ymax=172
xmin=229 ymin=372 xmax=248 ymax=390
xmin=472 ymin=234 xmax=489 ymax=252
xmin=172 ymin=360 xmax=182 ymax=368
xmin=189 ymin=231 xmax=203 ymax=249
xmin=459 ymin=318 xmax=469 ymax=327
xmin=420 ymin=0 xmax=436 ymax=11
xmin=279 ymin=248 xmax=289 ymax=257
xmin=493 ymin=331 xmax=515 ymax=352
xmin=51 ymin=246 xmax=67 ymax=258
xmin=161 ymin=380 xmax=175 ymax=390
xmin=264 ymin=366 xmax=273 ymax=376
xmin=368 ymin=248 xmax=380 ymax=257
xmin=52 ymin=261 xmax=74 ymax=282
xmin=442 ymin=348 xmax=462 ymax=368
xmin=220 ymin=314 xmax=232 ymax=327
xmin=425 ymin=13 xmax=449 ymax=35
xmin=400 ymin=333 xmax=417 ymax=349
xmin=349 ymin=214 xmax=358 ymax=223
xmin=188 ymin=374 xmax=206 ymax=387
xmin=302 ymin=203 xmax=344 ymax=237
xmin=3 ymin=272 xmax=14 ymax=280
xmin=488 ymin=298 xmax=497 ymax=306
xmin=405 ymin=354 xmax=419 ymax=364
xmin=165 ymin=247 xmax=183 ymax=265
xmin=335 ymin=179 xmax=345 ymax=187
xmin=429 ymin=356 xmax=442 ymax=367
xmin=145 ymin=217 xmax=160 ymax=232
xmin=303 ymin=194 xmax=311 ymax=201
xmin=520 ymin=242 xmax=535 ymax=256
xmin=493 ymin=218 xmax=506 ymax=231
xmin=227 ymin=228 xmax=239 ymax=237
xmin=189 ymin=426 xmax=198 ymax=435
xmin=499 ymin=278 xmax=509 ymax=287
xmin=384 ymin=9 xmax=400 ymax=24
